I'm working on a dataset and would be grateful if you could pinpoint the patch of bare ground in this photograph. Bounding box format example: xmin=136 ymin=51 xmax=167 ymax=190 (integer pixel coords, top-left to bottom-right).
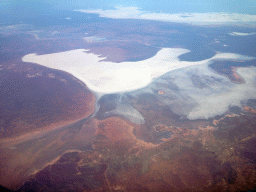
xmin=0 ymin=65 xmax=96 ymax=140
xmin=231 ymin=67 xmax=244 ymax=84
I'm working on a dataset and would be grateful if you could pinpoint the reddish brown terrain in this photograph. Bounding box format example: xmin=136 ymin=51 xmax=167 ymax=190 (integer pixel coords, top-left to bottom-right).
xmin=0 ymin=64 xmax=95 ymax=139
xmin=14 ymin=107 xmax=256 ymax=192
xmin=1 ymin=60 xmax=256 ymax=191
xmin=209 ymin=60 xmax=256 ymax=84
xmin=0 ymin=63 xmax=97 ymax=190
xmin=1 ymin=10 xmax=256 ymax=192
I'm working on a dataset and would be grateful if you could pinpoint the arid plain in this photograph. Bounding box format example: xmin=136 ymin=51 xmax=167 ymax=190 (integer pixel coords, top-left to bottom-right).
xmin=1 ymin=7 xmax=256 ymax=192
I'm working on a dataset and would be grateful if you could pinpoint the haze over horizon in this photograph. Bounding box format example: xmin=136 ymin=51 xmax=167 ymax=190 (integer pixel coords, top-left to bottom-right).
xmin=1 ymin=0 xmax=256 ymax=14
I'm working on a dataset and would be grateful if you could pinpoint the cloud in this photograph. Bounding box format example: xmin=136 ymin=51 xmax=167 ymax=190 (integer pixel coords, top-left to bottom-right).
xmin=186 ymin=66 xmax=256 ymax=120
xmin=212 ymin=52 xmax=255 ymax=61
xmin=138 ymin=64 xmax=256 ymax=120
xmin=0 ymin=24 xmax=33 ymax=35
xmin=22 ymin=47 xmax=254 ymax=95
xmin=22 ymin=47 xmax=256 ymax=120
xmin=228 ymin=32 xmax=256 ymax=36
xmin=76 ymin=6 xmax=256 ymax=25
